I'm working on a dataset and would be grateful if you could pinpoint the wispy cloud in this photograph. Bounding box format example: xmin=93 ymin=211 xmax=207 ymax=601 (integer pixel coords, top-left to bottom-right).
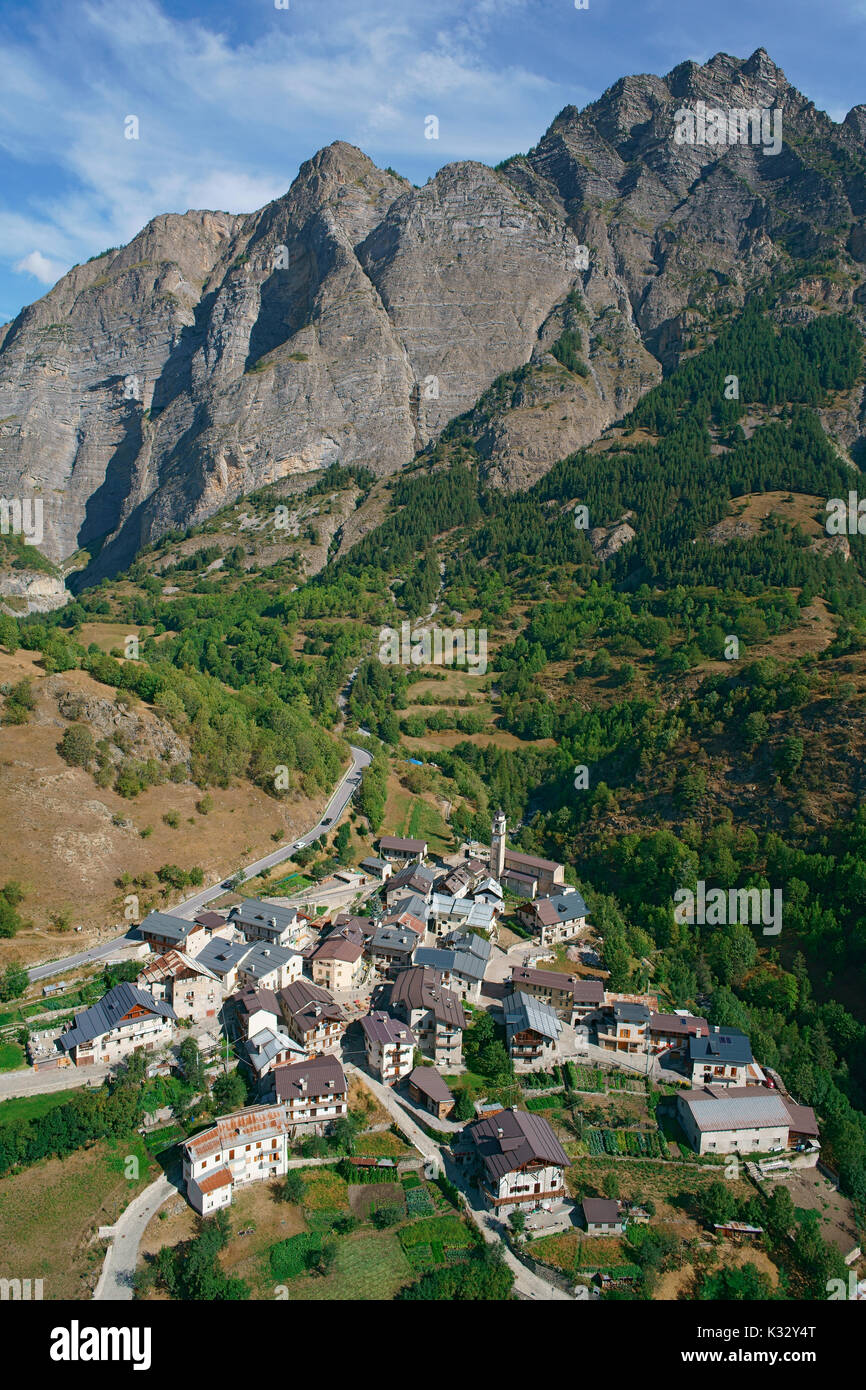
xmin=13 ymin=250 xmax=69 ymax=284
xmin=0 ymin=0 xmax=572 ymax=314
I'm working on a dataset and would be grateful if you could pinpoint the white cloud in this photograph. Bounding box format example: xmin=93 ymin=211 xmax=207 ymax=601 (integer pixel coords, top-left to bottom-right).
xmin=0 ymin=0 xmax=572 ymax=297
xmin=13 ymin=250 xmax=70 ymax=284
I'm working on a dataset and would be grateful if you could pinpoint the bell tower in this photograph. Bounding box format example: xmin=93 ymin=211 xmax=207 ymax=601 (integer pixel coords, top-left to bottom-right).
xmin=491 ymin=808 xmax=507 ymax=879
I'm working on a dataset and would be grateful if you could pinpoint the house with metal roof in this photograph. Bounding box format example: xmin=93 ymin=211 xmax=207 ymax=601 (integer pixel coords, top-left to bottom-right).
xmin=192 ymin=939 xmax=251 ymax=993
xmin=688 ymin=1027 xmax=755 ymax=1086
xmin=245 ymin=1027 xmax=308 ymax=1084
xmin=182 ymin=1104 xmax=290 ymax=1215
xmin=677 ymin=1085 xmax=819 ymax=1156
xmin=413 ymin=942 xmax=488 ymax=1002
xmin=509 ymin=966 xmax=604 ymax=1022
xmin=59 ymin=982 xmax=177 ymax=1067
xmin=369 ymin=922 xmax=421 ymax=978
xmin=384 ymin=864 xmax=437 ymax=906
xmin=230 ymin=899 xmax=305 ymax=947
xmin=139 ymin=910 xmax=209 ymax=959
xmin=236 ymin=941 xmax=303 ymax=992
xmin=517 ymin=890 xmax=588 ymax=946
xmin=427 ymin=893 xmax=497 ymax=938
xmin=504 ymin=990 xmax=563 ymax=1068
xmin=462 ymin=1106 xmax=571 ymax=1214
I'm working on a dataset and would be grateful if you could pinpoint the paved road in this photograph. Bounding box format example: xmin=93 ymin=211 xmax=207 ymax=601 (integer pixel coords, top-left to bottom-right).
xmin=26 ymin=935 xmax=140 ymax=983
xmin=28 ymin=744 xmax=372 ymax=982
xmin=349 ymin=1063 xmax=575 ymax=1301
xmin=172 ymin=743 xmax=372 ymax=919
xmin=93 ymin=1171 xmax=182 ymax=1301
xmin=0 ymin=1065 xmax=108 ymax=1101
xmin=344 ymin=1063 xmax=443 ymax=1175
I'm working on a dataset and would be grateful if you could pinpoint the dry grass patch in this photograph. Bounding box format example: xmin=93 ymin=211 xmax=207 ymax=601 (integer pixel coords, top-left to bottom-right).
xmin=0 ymin=1140 xmax=157 ymax=1300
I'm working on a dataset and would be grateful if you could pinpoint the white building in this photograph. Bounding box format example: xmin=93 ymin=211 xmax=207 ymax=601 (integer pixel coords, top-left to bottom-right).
xmin=463 ymin=1107 xmax=571 ymax=1215
xmin=182 ymin=1105 xmax=290 ymax=1215
xmin=677 ymin=1086 xmax=820 ymax=1157
xmin=360 ymin=1011 xmax=417 ymax=1084
xmin=58 ymin=982 xmax=176 ymax=1067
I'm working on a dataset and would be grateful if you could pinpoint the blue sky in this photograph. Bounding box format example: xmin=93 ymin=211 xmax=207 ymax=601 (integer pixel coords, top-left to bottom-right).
xmin=2 ymin=0 xmax=865 ymax=325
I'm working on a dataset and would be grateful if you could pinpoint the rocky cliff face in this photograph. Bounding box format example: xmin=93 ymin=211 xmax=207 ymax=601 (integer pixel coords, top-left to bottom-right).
xmin=2 ymin=48 xmax=865 ymax=586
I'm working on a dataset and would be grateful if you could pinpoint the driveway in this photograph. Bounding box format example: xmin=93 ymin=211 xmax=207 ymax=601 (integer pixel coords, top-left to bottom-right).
xmin=349 ymin=1063 xmax=577 ymax=1301
xmin=0 ymin=1064 xmax=108 ymax=1101
xmin=93 ymin=1169 xmax=183 ymax=1301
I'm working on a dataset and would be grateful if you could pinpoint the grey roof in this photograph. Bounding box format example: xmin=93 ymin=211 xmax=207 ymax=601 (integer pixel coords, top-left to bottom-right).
xmin=194 ymin=938 xmax=250 ymax=974
xmin=583 ymin=1198 xmax=620 ymax=1225
xmin=689 ymin=1028 xmax=754 ymax=1066
xmin=467 ymin=1107 xmax=570 ymax=1180
xmin=391 ymin=966 xmax=468 ymax=1030
xmin=360 ymin=857 xmax=390 ymax=872
xmin=429 ymin=894 xmax=496 ymax=929
xmin=415 ymin=946 xmax=486 ymax=983
xmin=448 ymin=930 xmax=493 ymax=963
xmin=613 ymin=1001 xmax=650 ymax=1024
xmin=371 ymin=923 xmax=420 ymax=954
xmin=59 ymin=982 xmax=176 ymax=1051
xmin=679 ymin=1090 xmax=792 ymax=1133
xmin=504 ymin=991 xmax=563 ymax=1045
xmin=361 ymin=1011 xmax=416 ymax=1048
xmin=140 ymin=910 xmax=199 ymax=943
xmin=408 ymin=1065 xmax=453 ymax=1103
xmin=473 ymin=877 xmax=503 ymax=899
xmin=230 ymin=899 xmax=300 ymax=933
xmin=239 ymin=942 xmax=298 ymax=980
xmin=245 ymin=1028 xmax=305 ymax=1073
xmin=533 ymin=890 xmax=589 ymax=925
xmin=414 ymin=946 xmax=451 ymax=970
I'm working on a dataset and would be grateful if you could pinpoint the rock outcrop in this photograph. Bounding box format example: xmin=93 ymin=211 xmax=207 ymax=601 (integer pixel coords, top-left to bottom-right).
xmin=2 ymin=49 xmax=866 ymax=586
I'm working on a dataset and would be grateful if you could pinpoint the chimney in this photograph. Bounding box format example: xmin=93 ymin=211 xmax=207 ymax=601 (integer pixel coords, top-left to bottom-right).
xmin=496 ymin=1126 xmax=504 ymax=1139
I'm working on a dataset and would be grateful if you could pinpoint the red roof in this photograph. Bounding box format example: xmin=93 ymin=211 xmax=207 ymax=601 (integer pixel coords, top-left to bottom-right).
xmin=197 ymin=1166 xmax=233 ymax=1194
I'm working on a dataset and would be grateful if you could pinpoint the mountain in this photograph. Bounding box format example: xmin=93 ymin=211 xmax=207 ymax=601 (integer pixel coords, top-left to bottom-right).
xmin=2 ymin=47 xmax=866 ymax=595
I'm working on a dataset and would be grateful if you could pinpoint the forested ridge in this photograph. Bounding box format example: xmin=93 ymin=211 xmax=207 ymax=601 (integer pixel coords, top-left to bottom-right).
xmin=5 ymin=299 xmax=866 ymax=1222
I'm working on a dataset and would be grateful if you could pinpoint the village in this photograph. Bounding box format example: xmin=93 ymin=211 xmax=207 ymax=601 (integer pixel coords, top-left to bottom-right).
xmin=11 ymin=801 xmax=856 ymax=1302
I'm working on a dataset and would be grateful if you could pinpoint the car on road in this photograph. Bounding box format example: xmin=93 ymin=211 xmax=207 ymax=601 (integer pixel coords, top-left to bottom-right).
xmin=322 ymin=816 xmax=332 ymax=826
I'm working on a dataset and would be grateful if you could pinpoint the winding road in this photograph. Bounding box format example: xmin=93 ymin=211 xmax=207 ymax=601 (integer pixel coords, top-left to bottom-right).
xmin=27 ymin=743 xmax=372 ymax=983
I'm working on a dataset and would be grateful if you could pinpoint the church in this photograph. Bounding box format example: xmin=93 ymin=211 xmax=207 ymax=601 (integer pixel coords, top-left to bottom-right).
xmin=490 ymin=809 xmax=566 ymax=899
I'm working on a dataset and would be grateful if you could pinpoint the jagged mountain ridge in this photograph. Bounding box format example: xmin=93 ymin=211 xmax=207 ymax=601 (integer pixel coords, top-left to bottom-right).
xmin=2 ymin=46 xmax=866 ymax=586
